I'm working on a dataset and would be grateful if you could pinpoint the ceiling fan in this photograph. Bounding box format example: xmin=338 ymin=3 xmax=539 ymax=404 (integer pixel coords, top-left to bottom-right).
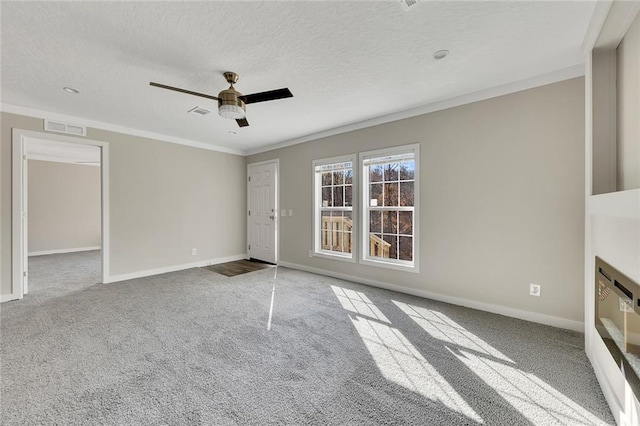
xmin=150 ymin=72 xmax=293 ymax=127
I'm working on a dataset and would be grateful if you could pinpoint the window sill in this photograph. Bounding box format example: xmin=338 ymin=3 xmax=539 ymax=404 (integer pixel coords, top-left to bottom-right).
xmin=313 ymin=251 xmax=356 ymax=263
xmin=359 ymin=257 xmax=419 ymax=273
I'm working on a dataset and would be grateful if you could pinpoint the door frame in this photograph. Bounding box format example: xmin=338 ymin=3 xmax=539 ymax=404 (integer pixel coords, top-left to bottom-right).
xmin=246 ymin=159 xmax=279 ymax=264
xmin=10 ymin=129 xmax=110 ymax=301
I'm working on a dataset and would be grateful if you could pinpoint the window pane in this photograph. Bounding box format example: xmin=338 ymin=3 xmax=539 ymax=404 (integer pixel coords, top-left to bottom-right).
xmin=321 ymin=211 xmax=331 ymax=249
xmin=370 ymin=211 xmax=382 ymax=234
xmin=370 ymin=233 xmax=385 ymax=257
xmin=399 ymin=211 xmax=412 ymax=235
xmin=383 ymin=182 xmax=398 ymax=206
xmin=399 ymin=236 xmax=413 ymax=261
xmin=322 ymin=172 xmax=332 ymax=186
xmin=333 ymin=186 xmax=343 ymax=207
xmin=384 ymin=163 xmax=399 ymax=181
xmin=333 ymin=170 xmax=344 ymax=185
xmin=370 ymin=183 xmax=383 ymax=207
xmin=322 ymin=187 xmax=332 ymax=207
xmin=400 ymin=182 xmax=414 ymax=206
xmin=333 ymin=213 xmax=339 ymax=249
xmin=344 ymin=211 xmax=353 ymax=227
xmin=315 ymin=158 xmax=354 ymax=260
xmin=333 ymin=231 xmax=344 ymax=251
xmin=370 ymin=165 xmax=383 ymax=182
xmin=345 ymin=185 xmax=352 ymax=207
xmin=360 ymin=149 xmax=417 ymax=267
xmin=383 ymin=234 xmax=398 ymax=259
xmin=399 ymin=161 xmax=415 ymax=180
xmin=321 ymin=211 xmax=332 ymax=229
xmin=383 ymin=211 xmax=397 ymax=234
xmin=345 ymin=232 xmax=353 ymax=253
xmin=345 ymin=169 xmax=353 ymax=185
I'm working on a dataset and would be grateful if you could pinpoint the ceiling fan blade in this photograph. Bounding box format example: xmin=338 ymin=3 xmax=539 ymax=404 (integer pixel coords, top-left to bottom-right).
xmin=150 ymin=82 xmax=219 ymax=101
xmin=236 ymin=118 xmax=249 ymax=127
xmin=239 ymin=88 xmax=293 ymax=105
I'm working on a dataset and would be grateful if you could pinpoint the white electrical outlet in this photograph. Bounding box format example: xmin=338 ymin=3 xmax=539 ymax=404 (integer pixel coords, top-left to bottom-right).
xmin=308 ymin=250 xmax=313 ymax=258
xmin=191 ymin=248 xmax=197 ymax=256
xmin=530 ymin=283 xmax=541 ymax=297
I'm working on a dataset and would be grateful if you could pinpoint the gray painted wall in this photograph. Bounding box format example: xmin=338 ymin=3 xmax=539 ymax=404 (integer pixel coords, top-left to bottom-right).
xmin=617 ymin=12 xmax=640 ymax=191
xmin=248 ymin=78 xmax=586 ymax=323
xmin=1 ymin=112 xmax=247 ymax=296
xmin=28 ymin=160 xmax=101 ymax=253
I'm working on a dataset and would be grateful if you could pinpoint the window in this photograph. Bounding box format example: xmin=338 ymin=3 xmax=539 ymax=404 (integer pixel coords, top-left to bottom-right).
xmin=361 ymin=144 xmax=419 ymax=271
xmin=313 ymin=156 xmax=356 ymax=261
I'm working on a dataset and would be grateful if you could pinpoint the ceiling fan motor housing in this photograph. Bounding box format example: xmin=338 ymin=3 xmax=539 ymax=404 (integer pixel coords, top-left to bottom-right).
xmin=218 ymin=87 xmax=246 ymax=119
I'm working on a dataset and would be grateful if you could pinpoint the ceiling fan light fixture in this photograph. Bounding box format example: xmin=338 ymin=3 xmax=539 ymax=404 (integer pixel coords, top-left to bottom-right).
xmin=218 ymin=103 xmax=245 ymax=119
xmin=218 ymin=86 xmax=246 ymax=119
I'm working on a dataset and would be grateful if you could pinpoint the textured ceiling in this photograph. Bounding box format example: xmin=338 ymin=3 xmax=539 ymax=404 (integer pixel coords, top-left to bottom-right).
xmin=1 ymin=1 xmax=595 ymax=155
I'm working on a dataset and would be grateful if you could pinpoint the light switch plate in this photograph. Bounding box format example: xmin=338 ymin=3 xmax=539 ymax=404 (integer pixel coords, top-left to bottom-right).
xmin=289 ymin=209 xmax=293 ymax=216
xmin=281 ymin=209 xmax=286 ymax=217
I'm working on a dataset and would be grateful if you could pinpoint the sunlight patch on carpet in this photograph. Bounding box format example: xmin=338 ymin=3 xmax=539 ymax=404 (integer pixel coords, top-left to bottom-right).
xmin=267 ymin=283 xmax=276 ymax=331
xmin=396 ymin=301 xmax=603 ymax=424
xmin=393 ymin=301 xmax=514 ymax=363
xmin=331 ymin=285 xmax=390 ymax=323
xmin=451 ymin=348 xmax=604 ymax=425
xmin=350 ymin=315 xmax=484 ymax=423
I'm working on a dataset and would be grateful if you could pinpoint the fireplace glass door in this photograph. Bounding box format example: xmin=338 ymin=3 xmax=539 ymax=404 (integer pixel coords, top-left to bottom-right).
xmin=595 ymin=257 xmax=640 ymax=397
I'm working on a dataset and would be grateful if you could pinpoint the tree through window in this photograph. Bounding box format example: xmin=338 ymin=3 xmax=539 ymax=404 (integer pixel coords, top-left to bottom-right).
xmin=362 ymin=145 xmax=418 ymax=270
xmin=313 ymin=156 xmax=355 ymax=260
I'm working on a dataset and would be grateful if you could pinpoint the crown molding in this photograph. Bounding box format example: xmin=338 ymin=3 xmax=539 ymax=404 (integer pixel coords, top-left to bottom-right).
xmin=587 ymin=0 xmax=640 ymax=51
xmin=246 ymin=64 xmax=586 ymax=156
xmin=582 ymin=0 xmax=614 ymax=53
xmin=2 ymin=63 xmax=586 ymax=159
xmin=0 ymin=103 xmax=245 ymax=156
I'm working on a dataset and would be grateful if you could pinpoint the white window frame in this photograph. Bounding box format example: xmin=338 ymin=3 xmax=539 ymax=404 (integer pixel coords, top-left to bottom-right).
xmin=312 ymin=154 xmax=357 ymax=262
xmin=360 ymin=144 xmax=419 ymax=273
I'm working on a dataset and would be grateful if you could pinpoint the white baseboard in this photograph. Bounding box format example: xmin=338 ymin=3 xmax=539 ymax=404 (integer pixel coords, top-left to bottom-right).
xmin=29 ymin=246 xmax=101 ymax=257
xmin=105 ymin=254 xmax=247 ymax=284
xmin=278 ymin=261 xmax=584 ymax=332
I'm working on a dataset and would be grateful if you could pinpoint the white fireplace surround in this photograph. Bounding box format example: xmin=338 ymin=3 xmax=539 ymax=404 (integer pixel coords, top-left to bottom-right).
xmin=584 ymin=1 xmax=640 ymax=425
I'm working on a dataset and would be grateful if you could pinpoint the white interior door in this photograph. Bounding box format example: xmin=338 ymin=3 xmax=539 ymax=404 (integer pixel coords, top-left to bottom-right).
xmin=248 ymin=162 xmax=277 ymax=264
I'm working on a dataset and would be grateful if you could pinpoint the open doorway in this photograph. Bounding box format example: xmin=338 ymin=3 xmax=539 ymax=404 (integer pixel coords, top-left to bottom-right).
xmin=11 ymin=129 xmax=110 ymax=301
xmin=27 ymin=140 xmax=101 ymax=296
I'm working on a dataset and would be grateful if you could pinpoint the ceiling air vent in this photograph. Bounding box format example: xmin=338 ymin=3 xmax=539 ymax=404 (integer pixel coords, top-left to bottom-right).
xmin=401 ymin=0 xmax=421 ymax=10
xmin=188 ymin=106 xmax=211 ymax=116
xmin=44 ymin=120 xmax=87 ymax=136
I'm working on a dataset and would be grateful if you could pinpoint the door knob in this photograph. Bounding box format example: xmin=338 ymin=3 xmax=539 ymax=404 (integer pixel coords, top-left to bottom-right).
xmin=269 ymin=215 xmax=275 ymax=220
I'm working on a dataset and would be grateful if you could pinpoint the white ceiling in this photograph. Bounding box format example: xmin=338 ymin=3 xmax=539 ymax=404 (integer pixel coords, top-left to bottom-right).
xmin=1 ymin=1 xmax=596 ymax=155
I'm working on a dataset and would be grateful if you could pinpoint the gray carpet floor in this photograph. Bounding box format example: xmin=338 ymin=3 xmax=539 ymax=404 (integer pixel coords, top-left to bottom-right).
xmin=1 ymin=262 xmax=614 ymax=425
xmin=27 ymin=250 xmax=101 ymax=296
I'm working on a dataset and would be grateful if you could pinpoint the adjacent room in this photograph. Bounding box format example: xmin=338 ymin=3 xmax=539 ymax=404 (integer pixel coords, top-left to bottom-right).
xmin=26 ymin=140 xmax=102 ymax=297
xmin=1 ymin=1 xmax=639 ymax=425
